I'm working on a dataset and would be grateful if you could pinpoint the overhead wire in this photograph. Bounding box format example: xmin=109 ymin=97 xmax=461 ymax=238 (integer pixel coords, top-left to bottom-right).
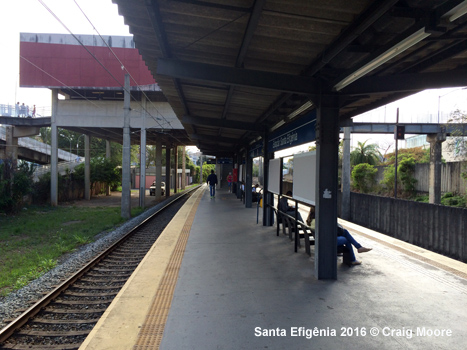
xmin=71 ymin=0 xmax=174 ymax=130
xmin=36 ymin=0 xmax=186 ymax=145
xmin=19 ymin=55 xmax=102 ymax=110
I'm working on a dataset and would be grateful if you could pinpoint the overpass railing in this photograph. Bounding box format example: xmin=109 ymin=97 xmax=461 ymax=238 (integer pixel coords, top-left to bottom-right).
xmin=0 ymin=104 xmax=51 ymax=118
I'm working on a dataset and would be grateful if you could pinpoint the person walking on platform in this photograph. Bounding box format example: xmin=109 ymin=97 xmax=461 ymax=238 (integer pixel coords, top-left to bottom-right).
xmin=226 ymin=172 xmax=233 ymax=193
xmin=206 ymin=169 xmax=218 ymax=198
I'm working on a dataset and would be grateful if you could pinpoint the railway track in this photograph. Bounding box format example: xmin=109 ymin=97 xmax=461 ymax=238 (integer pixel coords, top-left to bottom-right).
xmin=0 ymin=187 xmax=199 ymax=350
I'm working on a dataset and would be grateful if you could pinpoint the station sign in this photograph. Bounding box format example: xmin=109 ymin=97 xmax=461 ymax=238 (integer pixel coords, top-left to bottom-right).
xmin=267 ymin=110 xmax=316 ymax=152
xmin=249 ymin=140 xmax=263 ymax=158
xmin=217 ymin=157 xmax=233 ymax=164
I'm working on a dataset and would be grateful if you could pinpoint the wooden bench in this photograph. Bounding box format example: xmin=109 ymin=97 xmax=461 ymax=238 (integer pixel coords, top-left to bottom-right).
xmin=273 ymin=208 xmax=315 ymax=256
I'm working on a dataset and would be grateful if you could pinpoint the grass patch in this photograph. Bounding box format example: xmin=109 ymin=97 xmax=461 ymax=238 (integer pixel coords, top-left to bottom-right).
xmin=0 ymin=205 xmax=139 ymax=297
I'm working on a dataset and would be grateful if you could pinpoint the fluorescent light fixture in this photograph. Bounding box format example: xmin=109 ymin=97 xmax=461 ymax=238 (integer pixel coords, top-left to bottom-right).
xmin=286 ymin=101 xmax=313 ymax=120
xmin=442 ymin=1 xmax=467 ymax=22
xmin=334 ymin=28 xmax=431 ymax=91
xmin=270 ymin=101 xmax=313 ymax=132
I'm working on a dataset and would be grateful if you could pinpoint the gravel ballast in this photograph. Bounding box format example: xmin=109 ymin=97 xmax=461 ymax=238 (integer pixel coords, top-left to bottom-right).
xmin=0 ymin=195 xmax=183 ymax=330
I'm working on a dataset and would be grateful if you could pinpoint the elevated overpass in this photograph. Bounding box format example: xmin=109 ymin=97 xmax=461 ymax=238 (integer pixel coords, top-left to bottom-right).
xmin=0 ymin=122 xmax=76 ymax=164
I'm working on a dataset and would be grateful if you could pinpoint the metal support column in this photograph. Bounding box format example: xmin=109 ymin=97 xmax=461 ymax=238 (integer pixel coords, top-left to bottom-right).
xmin=50 ymin=89 xmax=59 ymax=206
xmin=236 ymin=153 xmax=242 ymax=199
xmin=182 ymin=146 xmax=186 ymax=190
xmin=315 ymin=95 xmax=339 ymax=280
xmin=165 ymin=145 xmax=171 ymax=198
xmin=121 ymin=74 xmax=131 ymax=219
xmin=106 ymin=140 xmax=111 ymax=196
xmin=199 ymin=152 xmax=203 ymax=184
xmin=156 ymin=141 xmax=162 ymax=199
xmin=263 ymin=135 xmax=273 ymax=226
xmin=174 ymin=146 xmax=178 ymax=193
xmin=84 ymin=135 xmax=91 ymax=200
xmin=139 ymin=97 xmax=147 ymax=208
xmin=245 ymin=148 xmax=253 ymax=208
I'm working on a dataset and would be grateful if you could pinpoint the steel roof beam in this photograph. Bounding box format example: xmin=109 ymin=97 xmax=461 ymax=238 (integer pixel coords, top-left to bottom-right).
xmin=157 ymin=59 xmax=321 ymax=95
xmin=182 ymin=115 xmax=264 ymax=132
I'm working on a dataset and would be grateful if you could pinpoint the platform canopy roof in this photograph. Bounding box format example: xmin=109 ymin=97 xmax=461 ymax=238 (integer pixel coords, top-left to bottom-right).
xmin=112 ymin=0 xmax=467 ymax=156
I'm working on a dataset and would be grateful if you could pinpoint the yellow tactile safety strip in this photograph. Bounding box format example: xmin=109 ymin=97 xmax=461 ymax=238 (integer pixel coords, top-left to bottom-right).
xmin=133 ymin=192 xmax=202 ymax=350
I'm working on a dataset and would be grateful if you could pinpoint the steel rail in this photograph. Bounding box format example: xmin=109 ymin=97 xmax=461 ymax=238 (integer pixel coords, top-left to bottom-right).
xmin=0 ymin=185 xmax=201 ymax=343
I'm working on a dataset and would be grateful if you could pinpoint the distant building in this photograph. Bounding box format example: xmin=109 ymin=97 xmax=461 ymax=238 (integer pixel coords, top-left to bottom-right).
xmin=406 ymin=134 xmax=467 ymax=161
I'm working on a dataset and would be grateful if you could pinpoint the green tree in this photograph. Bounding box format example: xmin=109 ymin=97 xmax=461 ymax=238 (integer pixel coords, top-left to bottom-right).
xmin=384 ymin=147 xmax=431 ymax=165
xmin=350 ymin=140 xmax=381 ymax=166
xmin=74 ymin=157 xmax=121 ymax=193
xmin=398 ymin=157 xmax=417 ymax=195
xmin=380 ymin=157 xmax=417 ymax=197
xmin=381 ymin=165 xmax=396 ymax=193
xmin=0 ymin=160 xmax=35 ymax=213
xmin=351 ymin=163 xmax=377 ymax=193
xmin=202 ymin=163 xmax=216 ymax=183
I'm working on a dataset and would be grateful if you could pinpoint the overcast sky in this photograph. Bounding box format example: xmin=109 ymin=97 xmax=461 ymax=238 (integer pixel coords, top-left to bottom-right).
xmin=0 ymin=0 xmax=130 ymax=108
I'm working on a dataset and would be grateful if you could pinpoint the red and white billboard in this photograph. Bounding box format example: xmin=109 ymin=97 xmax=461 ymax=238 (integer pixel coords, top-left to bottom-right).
xmin=20 ymin=33 xmax=156 ymax=89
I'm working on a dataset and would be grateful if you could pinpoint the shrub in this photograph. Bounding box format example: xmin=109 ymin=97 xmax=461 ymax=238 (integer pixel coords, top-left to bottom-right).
xmin=441 ymin=192 xmax=466 ymax=207
xmin=381 ymin=165 xmax=396 ymax=193
xmin=0 ymin=160 xmax=35 ymax=213
xmin=351 ymin=163 xmax=377 ymax=193
xmin=398 ymin=157 xmax=417 ymax=195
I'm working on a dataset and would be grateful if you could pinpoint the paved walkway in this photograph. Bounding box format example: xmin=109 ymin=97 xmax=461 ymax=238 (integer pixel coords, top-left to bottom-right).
xmin=81 ymin=186 xmax=467 ymax=350
xmin=161 ymin=188 xmax=467 ymax=349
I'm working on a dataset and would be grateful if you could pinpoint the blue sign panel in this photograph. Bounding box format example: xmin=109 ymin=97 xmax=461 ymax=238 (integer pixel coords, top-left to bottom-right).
xmin=249 ymin=140 xmax=263 ymax=158
xmin=268 ymin=110 xmax=316 ymax=152
xmin=216 ymin=157 xmax=233 ymax=164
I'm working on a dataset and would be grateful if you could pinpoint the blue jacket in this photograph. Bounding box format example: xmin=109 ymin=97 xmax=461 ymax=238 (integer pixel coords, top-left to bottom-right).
xmin=206 ymin=173 xmax=218 ymax=186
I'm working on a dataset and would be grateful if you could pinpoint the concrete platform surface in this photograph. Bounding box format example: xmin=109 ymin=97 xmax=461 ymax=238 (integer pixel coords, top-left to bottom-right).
xmin=81 ymin=186 xmax=467 ymax=350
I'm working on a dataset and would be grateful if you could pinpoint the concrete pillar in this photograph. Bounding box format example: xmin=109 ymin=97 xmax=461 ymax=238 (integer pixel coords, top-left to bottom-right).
xmin=84 ymin=135 xmax=91 ymax=200
xmin=51 ymin=89 xmax=59 ymax=206
xmin=427 ymin=133 xmax=446 ymax=204
xmin=262 ymin=136 xmax=273 ymax=226
xmin=5 ymin=126 xmax=18 ymax=169
xmin=236 ymin=153 xmax=242 ymax=199
xmin=341 ymin=127 xmax=351 ymax=220
xmin=106 ymin=140 xmax=111 ymax=196
xmin=182 ymin=146 xmax=186 ymax=189
xmin=315 ymin=95 xmax=339 ymax=280
xmin=121 ymin=74 xmax=131 ymax=219
xmin=199 ymin=153 xmax=203 ymax=184
xmin=139 ymin=97 xmax=147 ymax=208
xmin=174 ymin=146 xmax=179 ymax=193
xmin=245 ymin=149 xmax=253 ymax=208
xmin=155 ymin=141 xmax=162 ymax=200
xmin=165 ymin=145 xmax=171 ymax=198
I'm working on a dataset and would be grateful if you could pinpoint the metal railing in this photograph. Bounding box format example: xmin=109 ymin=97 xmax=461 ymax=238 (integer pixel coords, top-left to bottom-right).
xmin=0 ymin=104 xmax=51 ymax=118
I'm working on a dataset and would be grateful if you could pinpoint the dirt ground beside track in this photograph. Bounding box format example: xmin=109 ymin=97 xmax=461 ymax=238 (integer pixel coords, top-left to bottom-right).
xmin=60 ymin=191 xmax=164 ymax=208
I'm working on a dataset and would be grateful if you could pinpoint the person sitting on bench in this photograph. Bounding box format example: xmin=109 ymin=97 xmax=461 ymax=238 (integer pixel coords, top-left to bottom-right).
xmin=307 ymin=206 xmax=372 ymax=265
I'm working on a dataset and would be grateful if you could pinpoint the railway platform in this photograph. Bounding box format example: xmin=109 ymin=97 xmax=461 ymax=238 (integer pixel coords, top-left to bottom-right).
xmin=79 ymin=185 xmax=467 ymax=350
